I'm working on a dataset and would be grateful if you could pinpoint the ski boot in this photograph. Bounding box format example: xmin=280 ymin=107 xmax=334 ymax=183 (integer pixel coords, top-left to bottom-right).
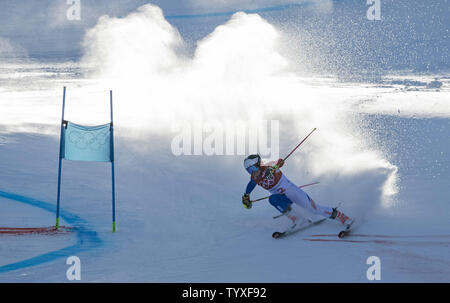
xmin=330 ymin=207 xmax=353 ymax=228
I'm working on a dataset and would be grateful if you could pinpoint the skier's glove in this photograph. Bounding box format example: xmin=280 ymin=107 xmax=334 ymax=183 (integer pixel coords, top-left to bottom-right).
xmin=242 ymin=194 xmax=252 ymax=209
xmin=263 ymin=158 xmax=284 ymax=179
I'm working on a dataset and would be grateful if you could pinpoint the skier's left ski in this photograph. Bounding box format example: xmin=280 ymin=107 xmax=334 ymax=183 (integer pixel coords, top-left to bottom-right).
xmin=272 ymin=218 xmax=326 ymax=239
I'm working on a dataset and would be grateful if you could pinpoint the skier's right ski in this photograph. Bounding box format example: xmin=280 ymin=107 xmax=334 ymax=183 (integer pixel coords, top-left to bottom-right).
xmin=272 ymin=218 xmax=326 ymax=239
xmin=338 ymin=219 xmax=355 ymax=239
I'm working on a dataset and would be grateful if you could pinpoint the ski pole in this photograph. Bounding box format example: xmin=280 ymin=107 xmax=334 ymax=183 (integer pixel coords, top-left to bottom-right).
xmin=251 ymin=128 xmax=319 ymax=203
xmin=283 ymin=127 xmax=317 ymax=162
xmin=266 ymin=128 xmax=317 ymax=175
xmin=250 ymin=181 xmax=320 ymax=203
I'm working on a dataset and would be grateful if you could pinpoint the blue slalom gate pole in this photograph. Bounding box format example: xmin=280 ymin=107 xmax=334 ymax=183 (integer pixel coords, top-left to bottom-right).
xmin=56 ymin=86 xmax=66 ymax=229
xmin=110 ymin=90 xmax=116 ymax=232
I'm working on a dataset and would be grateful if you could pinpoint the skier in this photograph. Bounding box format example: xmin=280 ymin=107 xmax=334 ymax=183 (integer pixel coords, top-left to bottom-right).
xmin=242 ymin=154 xmax=353 ymax=227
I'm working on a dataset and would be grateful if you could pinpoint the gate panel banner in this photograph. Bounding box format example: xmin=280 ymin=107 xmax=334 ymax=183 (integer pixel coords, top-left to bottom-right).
xmin=62 ymin=122 xmax=112 ymax=162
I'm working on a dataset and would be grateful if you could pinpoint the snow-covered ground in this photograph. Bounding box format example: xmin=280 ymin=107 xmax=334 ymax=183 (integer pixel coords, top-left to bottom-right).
xmin=0 ymin=2 xmax=449 ymax=282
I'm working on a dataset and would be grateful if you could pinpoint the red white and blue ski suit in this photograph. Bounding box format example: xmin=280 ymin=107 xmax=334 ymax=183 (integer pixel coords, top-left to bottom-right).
xmin=245 ymin=159 xmax=333 ymax=218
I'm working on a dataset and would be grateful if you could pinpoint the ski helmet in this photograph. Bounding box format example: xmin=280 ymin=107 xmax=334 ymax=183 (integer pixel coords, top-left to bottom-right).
xmin=244 ymin=154 xmax=261 ymax=174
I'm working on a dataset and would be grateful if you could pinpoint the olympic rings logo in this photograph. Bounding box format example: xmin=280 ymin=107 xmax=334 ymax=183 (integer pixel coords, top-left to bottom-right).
xmin=67 ymin=129 xmax=110 ymax=151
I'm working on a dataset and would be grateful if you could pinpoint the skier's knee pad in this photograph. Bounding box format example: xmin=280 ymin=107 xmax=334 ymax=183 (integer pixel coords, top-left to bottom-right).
xmin=269 ymin=194 xmax=293 ymax=213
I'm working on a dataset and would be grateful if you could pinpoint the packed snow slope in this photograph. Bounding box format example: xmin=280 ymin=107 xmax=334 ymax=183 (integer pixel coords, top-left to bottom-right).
xmin=0 ymin=3 xmax=449 ymax=282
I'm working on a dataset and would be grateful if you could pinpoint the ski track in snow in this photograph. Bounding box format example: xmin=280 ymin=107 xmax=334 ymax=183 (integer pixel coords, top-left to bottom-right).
xmin=0 ymin=190 xmax=102 ymax=276
xmin=303 ymin=237 xmax=450 ymax=246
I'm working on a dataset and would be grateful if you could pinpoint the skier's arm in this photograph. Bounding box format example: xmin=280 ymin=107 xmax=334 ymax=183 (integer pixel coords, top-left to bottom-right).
xmin=245 ymin=179 xmax=257 ymax=195
xmin=262 ymin=158 xmax=285 ymax=179
xmin=271 ymin=159 xmax=284 ymax=170
xmin=276 ymin=158 xmax=285 ymax=168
